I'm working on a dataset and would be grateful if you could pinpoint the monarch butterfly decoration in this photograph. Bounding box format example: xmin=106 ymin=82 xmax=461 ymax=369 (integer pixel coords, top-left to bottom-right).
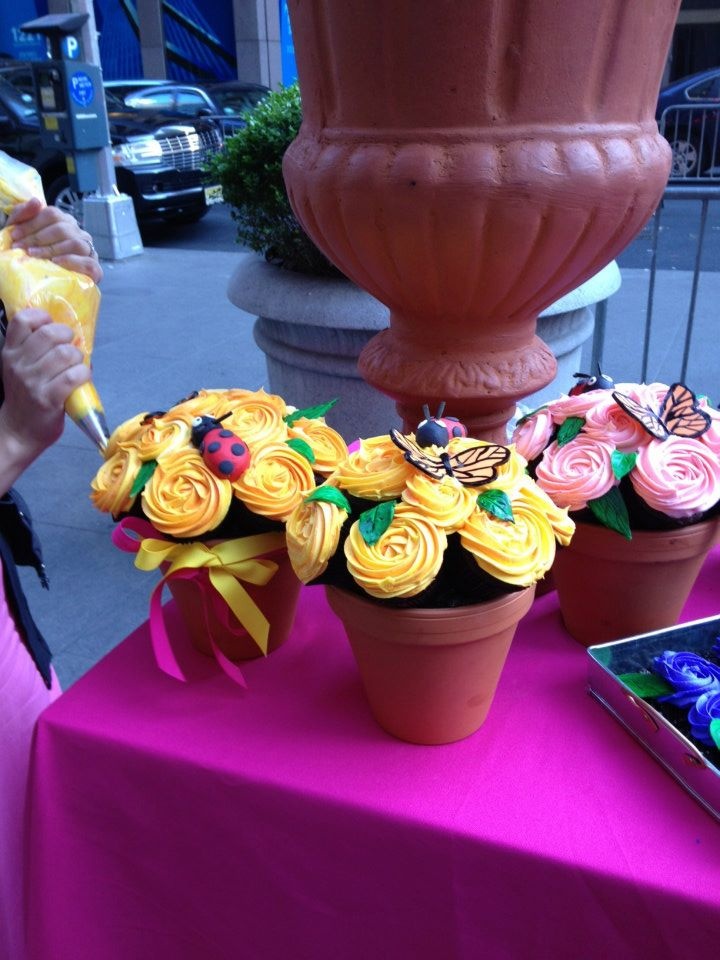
xmin=612 ymin=382 xmax=712 ymax=440
xmin=390 ymin=428 xmax=510 ymax=486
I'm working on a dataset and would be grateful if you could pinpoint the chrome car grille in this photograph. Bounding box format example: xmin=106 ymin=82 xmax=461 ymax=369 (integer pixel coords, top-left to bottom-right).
xmin=155 ymin=126 xmax=223 ymax=172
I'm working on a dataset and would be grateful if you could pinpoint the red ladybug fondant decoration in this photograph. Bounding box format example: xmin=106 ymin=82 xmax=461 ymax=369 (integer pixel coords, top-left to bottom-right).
xmin=415 ymin=402 xmax=468 ymax=448
xmin=569 ymin=367 xmax=615 ymax=395
xmin=190 ymin=414 xmax=250 ymax=482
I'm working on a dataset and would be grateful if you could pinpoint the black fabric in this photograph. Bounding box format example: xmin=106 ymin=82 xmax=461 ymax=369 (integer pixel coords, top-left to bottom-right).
xmin=0 ymin=490 xmax=52 ymax=688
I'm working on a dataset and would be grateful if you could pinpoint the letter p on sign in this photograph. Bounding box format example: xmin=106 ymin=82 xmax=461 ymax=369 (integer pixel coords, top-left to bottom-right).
xmin=63 ymin=36 xmax=80 ymax=59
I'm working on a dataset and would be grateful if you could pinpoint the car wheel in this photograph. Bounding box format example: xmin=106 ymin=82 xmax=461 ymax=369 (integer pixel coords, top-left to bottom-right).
xmin=668 ymin=137 xmax=699 ymax=178
xmin=45 ymin=176 xmax=86 ymax=225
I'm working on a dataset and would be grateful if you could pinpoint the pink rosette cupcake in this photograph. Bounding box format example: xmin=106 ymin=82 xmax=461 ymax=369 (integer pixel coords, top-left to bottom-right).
xmin=630 ymin=436 xmax=720 ymax=520
xmin=582 ymin=393 xmax=652 ymax=452
xmin=547 ymin=389 xmax=608 ymax=424
xmin=512 ymin=407 xmax=554 ymax=462
xmin=534 ymin=436 xmax=617 ymax=511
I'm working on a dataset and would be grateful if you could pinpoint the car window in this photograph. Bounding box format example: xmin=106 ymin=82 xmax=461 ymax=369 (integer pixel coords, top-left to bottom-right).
xmin=686 ymin=76 xmax=720 ymax=101
xmin=127 ymin=91 xmax=177 ymax=111
xmin=211 ymin=88 xmax=267 ymax=115
xmin=175 ymin=91 xmax=209 ymax=115
xmin=0 ymin=77 xmax=38 ymax=120
xmin=105 ymin=90 xmax=126 ymax=111
xmin=0 ymin=68 xmax=36 ymax=104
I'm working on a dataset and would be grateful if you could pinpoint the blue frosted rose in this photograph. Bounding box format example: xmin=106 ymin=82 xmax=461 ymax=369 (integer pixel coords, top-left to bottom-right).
xmin=653 ymin=650 xmax=720 ymax=707
xmin=688 ymin=690 xmax=720 ymax=747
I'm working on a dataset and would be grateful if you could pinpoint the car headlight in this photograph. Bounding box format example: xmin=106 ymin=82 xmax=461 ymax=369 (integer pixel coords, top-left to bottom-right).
xmin=112 ymin=138 xmax=164 ymax=167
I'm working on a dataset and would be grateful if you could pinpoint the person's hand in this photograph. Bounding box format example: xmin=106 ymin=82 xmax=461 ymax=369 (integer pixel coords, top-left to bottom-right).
xmin=7 ymin=197 xmax=103 ymax=284
xmin=0 ymin=308 xmax=90 ymax=473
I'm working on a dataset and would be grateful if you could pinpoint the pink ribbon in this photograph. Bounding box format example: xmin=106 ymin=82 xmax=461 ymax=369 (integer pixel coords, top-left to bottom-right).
xmin=113 ymin=518 xmax=257 ymax=687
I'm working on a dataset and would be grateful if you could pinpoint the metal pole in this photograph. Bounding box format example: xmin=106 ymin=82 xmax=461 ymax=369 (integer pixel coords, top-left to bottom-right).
xmin=46 ymin=0 xmax=143 ymax=259
xmin=68 ymin=0 xmax=116 ymax=197
xmin=680 ymin=199 xmax=709 ymax=382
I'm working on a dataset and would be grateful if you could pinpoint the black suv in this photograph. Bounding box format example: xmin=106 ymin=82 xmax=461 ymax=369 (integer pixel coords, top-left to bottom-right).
xmin=0 ymin=68 xmax=224 ymax=224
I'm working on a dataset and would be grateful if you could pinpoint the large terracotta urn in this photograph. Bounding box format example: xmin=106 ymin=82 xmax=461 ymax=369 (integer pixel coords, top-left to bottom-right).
xmin=282 ymin=0 xmax=680 ymax=441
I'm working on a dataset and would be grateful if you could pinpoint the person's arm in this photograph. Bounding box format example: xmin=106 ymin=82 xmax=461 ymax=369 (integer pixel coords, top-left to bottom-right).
xmin=0 ymin=308 xmax=89 ymax=497
xmin=6 ymin=197 xmax=103 ymax=284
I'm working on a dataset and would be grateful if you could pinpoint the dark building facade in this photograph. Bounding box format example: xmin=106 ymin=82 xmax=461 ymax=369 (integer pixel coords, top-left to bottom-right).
xmin=670 ymin=1 xmax=720 ymax=80
xmin=3 ymin=2 xmax=718 ymax=92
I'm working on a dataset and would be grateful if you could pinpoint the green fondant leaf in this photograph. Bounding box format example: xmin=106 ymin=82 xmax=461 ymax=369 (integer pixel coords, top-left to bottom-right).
xmin=557 ymin=416 xmax=585 ymax=446
xmin=286 ymin=438 xmax=316 ymax=463
xmin=359 ymin=501 xmax=396 ymax=546
xmin=284 ymin=399 xmax=338 ymax=426
xmin=618 ymin=672 xmax=673 ymax=699
xmin=515 ymin=404 xmax=548 ymax=427
xmin=710 ymin=718 xmax=720 ymax=750
xmin=477 ymin=488 xmax=514 ymax=522
xmin=130 ymin=459 xmax=158 ymax=498
xmin=611 ymin=449 xmax=638 ymax=481
xmin=305 ymin=485 xmax=351 ymax=513
xmin=588 ymin=487 xmax=632 ymax=540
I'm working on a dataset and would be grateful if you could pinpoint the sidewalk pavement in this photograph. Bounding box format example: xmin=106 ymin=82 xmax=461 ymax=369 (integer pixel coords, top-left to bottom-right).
xmin=579 ymin=268 xmax=720 ymax=403
xmin=12 ymin=246 xmax=718 ymax=688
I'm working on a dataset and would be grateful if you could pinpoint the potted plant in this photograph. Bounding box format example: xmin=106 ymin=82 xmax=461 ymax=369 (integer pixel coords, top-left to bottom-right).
xmin=89 ymin=386 xmax=348 ymax=683
xmin=284 ymin=409 xmax=575 ymax=743
xmin=512 ymin=379 xmax=720 ymax=646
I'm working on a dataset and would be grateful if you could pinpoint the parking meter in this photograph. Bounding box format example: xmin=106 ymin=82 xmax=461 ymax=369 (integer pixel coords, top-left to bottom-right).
xmin=20 ymin=13 xmax=110 ymax=193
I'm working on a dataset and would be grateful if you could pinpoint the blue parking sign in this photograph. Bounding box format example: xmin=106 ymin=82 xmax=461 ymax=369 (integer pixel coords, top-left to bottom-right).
xmin=69 ymin=71 xmax=95 ymax=107
xmin=62 ymin=35 xmax=81 ymax=59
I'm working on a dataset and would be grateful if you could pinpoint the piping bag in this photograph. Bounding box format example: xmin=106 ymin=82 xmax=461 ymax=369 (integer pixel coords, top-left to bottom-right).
xmin=0 ymin=151 xmax=109 ymax=451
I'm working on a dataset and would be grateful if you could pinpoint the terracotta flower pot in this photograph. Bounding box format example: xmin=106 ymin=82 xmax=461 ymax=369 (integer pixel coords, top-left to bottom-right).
xmin=553 ymin=519 xmax=720 ymax=647
xmin=326 ymin=585 xmax=536 ymax=744
xmin=167 ymin=547 xmax=301 ymax=662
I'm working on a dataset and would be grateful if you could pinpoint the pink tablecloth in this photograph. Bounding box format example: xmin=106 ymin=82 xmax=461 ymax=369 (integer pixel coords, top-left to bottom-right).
xmin=25 ymin=552 xmax=720 ymax=960
xmin=0 ymin=560 xmax=60 ymax=960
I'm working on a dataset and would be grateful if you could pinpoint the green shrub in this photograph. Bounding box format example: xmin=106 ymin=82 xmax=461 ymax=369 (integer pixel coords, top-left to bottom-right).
xmin=206 ymin=83 xmax=340 ymax=275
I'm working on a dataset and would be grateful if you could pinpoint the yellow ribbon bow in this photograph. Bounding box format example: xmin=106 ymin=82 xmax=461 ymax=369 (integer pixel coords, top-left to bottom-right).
xmin=136 ymin=532 xmax=287 ymax=655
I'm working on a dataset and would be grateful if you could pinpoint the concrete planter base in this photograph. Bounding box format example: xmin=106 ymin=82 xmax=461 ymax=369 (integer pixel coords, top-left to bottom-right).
xmin=227 ymin=254 xmax=620 ymax=442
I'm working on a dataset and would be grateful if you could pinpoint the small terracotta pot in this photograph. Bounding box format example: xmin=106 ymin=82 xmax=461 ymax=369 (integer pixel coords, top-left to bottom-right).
xmin=553 ymin=519 xmax=720 ymax=647
xmin=326 ymin=585 xmax=535 ymax=745
xmin=167 ymin=547 xmax=301 ymax=661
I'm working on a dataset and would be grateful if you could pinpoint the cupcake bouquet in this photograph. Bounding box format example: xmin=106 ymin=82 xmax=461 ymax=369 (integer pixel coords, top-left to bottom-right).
xmin=512 ymin=377 xmax=720 ymax=538
xmin=90 ymin=388 xmax=348 ymax=672
xmin=285 ymin=406 xmax=575 ymax=606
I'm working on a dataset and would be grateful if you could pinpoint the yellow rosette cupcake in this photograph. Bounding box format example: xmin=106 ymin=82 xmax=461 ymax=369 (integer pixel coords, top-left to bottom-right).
xmin=516 ymin=475 xmax=575 ymax=547
xmin=132 ymin=415 xmax=192 ymax=462
xmin=169 ymin=389 xmax=230 ymax=422
xmin=105 ymin=413 xmax=148 ymax=459
xmin=344 ymin=503 xmax=447 ymax=599
xmin=142 ymin=448 xmax=232 ymax=538
xmin=90 ymin=446 xmax=142 ymax=515
xmin=400 ymin=471 xmax=476 ymax=532
xmin=331 ymin=434 xmax=414 ymax=500
xmin=287 ymin=418 xmax=349 ymax=476
xmin=286 ymin=489 xmax=349 ymax=583
xmin=232 ymin=441 xmax=316 ymax=521
xmin=459 ymin=490 xmax=557 ymax=588
xmin=223 ymin=389 xmax=290 ymax=447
